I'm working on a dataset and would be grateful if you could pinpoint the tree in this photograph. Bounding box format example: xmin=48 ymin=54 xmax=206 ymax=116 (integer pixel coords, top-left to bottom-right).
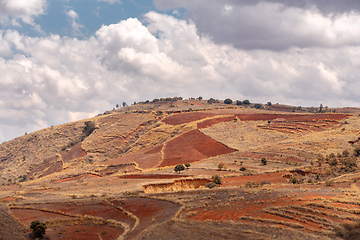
xmin=198 ymin=96 xmax=203 ymax=100
xmin=254 ymin=103 xmax=262 ymax=109
xmin=116 ymin=104 xmax=119 ymax=108
xmin=174 ymin=164 xmax=185 ymax=173
xmin=185 ymin=163 xmax=190 ymax=169
xmin=207 ymin=98 xmax=216 ymax=104
xmin=122 ymin=101 xmax=128 ymax=107
xmin=242 ymin=99 xmax=250 ymax=105
xmin=224 ymin=98 xmax=233 ymax=104
xmin=212 ymin=175 xmax=222 ymax=184
xmin=319 ymin=103 xmax=323 ymax=113
xmin=217 ymin=161 xmax=225 ymax=170
xmin=30 ymin=220 xmax=46 ymax=239
xmin=261 ymin=158 xmax=267 ymax=165
xmin=236 ymin=100 xmax=243 ymax=105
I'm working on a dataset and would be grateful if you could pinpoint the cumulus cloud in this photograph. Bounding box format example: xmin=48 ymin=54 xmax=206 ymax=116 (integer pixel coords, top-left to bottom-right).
xmin=153 ymin=0 xmax=360 ymax=50
xmin=0 ymin=11 xmax=360 ymax=142
xmin=0 ymin=0 xmax=46 ymax=26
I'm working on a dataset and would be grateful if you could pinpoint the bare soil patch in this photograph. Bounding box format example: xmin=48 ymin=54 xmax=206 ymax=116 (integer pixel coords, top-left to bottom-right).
xmin=160 ymin=130 xmax=236 ymax=167
xmin=197 ymin=116 xmax=235 ymax=129
xmin=120 ymin=174 xmax=190 ymax=179
xmin=105 ymin=144 xmax=163 ymax=169
xmin=162 ymin=112 xmax=216 ymax=125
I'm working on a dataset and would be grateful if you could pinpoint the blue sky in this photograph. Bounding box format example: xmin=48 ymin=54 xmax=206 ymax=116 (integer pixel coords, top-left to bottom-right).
xmin=1 ymin=0 xmax=360 ymax=142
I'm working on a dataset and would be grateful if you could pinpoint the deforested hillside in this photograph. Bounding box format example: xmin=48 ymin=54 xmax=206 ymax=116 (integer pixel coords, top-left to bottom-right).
xmin=1 ymin=98 xmax=360 ymax=240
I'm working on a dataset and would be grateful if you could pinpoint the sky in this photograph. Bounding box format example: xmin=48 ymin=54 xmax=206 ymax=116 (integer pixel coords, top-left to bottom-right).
xmin=0 ymin=0 xmax=360 ymax=142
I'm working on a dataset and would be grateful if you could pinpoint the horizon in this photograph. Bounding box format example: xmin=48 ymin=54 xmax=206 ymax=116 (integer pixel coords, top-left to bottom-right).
xmin=1 ymin=0 xmax=360 ymax=142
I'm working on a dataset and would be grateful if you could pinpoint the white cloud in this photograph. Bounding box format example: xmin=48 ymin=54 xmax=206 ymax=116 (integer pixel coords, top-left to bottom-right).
xmin=0 ymin=0 xmax=46 ymax=26
xmin=65 ymin=9 xmax=84 ymax=35
xmin=1 ymin=11 xmax=360 ymax=142
xmin=153 ymin=0 xmax=360 ymax=50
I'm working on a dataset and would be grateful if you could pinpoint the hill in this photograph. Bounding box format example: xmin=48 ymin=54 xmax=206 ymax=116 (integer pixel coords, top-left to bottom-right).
xmin=1 ymin=99 xmax=360 ymax=239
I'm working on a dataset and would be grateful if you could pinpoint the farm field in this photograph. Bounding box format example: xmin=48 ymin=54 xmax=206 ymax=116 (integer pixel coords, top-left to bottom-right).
xmin=0 ymin=99 xmax=360 ymax=239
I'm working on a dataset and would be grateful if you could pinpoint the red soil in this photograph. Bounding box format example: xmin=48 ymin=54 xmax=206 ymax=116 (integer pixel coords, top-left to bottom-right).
xmin=116 ymin=197 xmax=181 ymax=239
xmin=97 ymin=164 xmax=138 ymax=176
xmin=40 ymin=225 xmax=123 ymax=240
xmin=160 ymin=130 xmax=236 ymax=167
xmin=28 ymin=155 xmax=63 ymax=178
xmin=105 ymin=145 xmax=163 ymax=169
xmin=0 ymin=197 xmax=16 ymax=202
xmin=11 ymin=198 xmax=180 ymax=240
xmin=120 ymin=174 xmax=190 ymax=179
xmin=11 ymin=208 xmax=73 ymax=227
xmin=162 ymin=112 xmax=216 ymax=125
xmin=55 ymin=173 xmax=101 ymax=183
xmin=222 ymin=171 xmax=289 ymax=187
xmin=60 ymin=143 xmax=87 ymax=163
xmin=197 ymin=116 xmax=235 ymax=129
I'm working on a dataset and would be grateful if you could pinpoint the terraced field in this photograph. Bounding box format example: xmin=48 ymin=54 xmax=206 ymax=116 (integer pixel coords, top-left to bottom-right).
xmin=0 ymin=100 xmax=359 ymax=239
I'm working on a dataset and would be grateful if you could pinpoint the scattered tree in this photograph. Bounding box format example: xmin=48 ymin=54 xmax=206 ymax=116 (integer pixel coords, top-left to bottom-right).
xmin=123 ymin=102 xmax=128 ymax=107
xmin=185 ymin=163 xmax=190 ymax=169
xmin=236 ymin=100 xmax=243 ymax=105
xmin=217 ymin=161 xmax=225 ymax=170
xmin=261 ymin=157 xmax=267 ymax=166
xmin=242 ymin=99 xmax=250 ymax=105
xmin=212 ymin=175 xmax=222 ymax=184
xmin=30 ymin=220 xmax=46 ymax=239
xmin=207 ymin=98 xmax=216 ymax=104
xmin=224 ymin=98 xmax=233 ymax=104
xmin=254 ymin=103 xmax=262 ymax=109
xmin=174 ymin=164 xmax=185 ymax=173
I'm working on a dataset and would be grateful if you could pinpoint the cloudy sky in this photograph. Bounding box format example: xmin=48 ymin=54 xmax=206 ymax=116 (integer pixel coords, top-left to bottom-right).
xmin=0 ymin=0 xmax=360 ymax=142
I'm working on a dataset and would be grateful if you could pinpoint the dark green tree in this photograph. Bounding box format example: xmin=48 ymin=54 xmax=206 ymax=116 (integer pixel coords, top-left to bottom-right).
xmin=224 ymin=98 xmax=233 ymax=104
xmin=185 ymin=163 xmax=190 ymax=169
xmin=30 ymin=220 xmax=46 ymax=239
xmin=242 ymin=100 xmax=250 ymax=105
xmin=174 ymin=164 xmax=185 ymax=173
xmin=261 ymin=157 xmax=267 ymax=165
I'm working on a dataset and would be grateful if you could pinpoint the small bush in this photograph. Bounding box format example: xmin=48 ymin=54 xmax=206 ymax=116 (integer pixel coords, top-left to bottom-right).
xmin=245 ymin=181 xmax=259 ymax=188
xmin=261 ymin=158 xmax=267 ymax=166
xmin=217 ymin=161 xmax=225 ymax=170
xmin=30 ymin=220 xmax=46 ymax=239
xmin=239 ymin=167 xmax=246 ymax=171
xmin=334 ymin=222 xmax=360 ymax=240
xmin=205 ymin=182 xmax=218 ymax=189
xmin=212 ymin=175 xmax=222 ymax=184
xmin=185 ymin=163 xmax=190 ymax=169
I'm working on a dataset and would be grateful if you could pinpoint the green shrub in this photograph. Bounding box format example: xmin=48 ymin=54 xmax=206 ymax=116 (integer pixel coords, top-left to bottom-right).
xmin=261 ymin=158 xmax=267 ymax=165
xmin=174 ymin=164 xmax=185 ymax=173
xmin=212 ymin=175 xmax=222 ymax=184
xmin=205 ymin=182 xmax=218 ymax=189
xmin=30 ymin=220 xmax=46 ymax=239
xmin=334 ymin=222 xmax=360 ymax=240
xmin=239 ymin=167 xmax=246 ymax=171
